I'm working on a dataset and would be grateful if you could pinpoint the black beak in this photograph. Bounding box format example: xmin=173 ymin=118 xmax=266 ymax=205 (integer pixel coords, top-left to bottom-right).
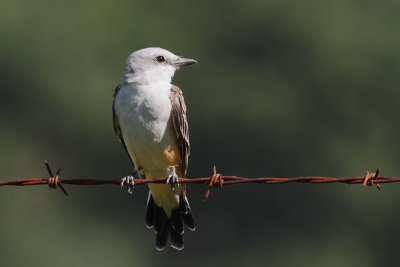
xmin=173 ymin=57 xmax=197 ymax=68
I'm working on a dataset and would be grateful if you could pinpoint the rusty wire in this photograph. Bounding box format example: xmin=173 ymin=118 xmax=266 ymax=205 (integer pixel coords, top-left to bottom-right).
xmin=0 ymin=161 xmax=398 ymax=201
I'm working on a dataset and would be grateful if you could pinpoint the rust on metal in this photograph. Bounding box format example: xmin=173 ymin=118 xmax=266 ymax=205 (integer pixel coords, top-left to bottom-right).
xmin=0 ymin=161 xmax=393 ymax=200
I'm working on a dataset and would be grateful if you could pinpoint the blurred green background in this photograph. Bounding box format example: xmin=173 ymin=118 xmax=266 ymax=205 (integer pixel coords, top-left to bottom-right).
xmin=1 ymin=0 xmax=400 ymax=266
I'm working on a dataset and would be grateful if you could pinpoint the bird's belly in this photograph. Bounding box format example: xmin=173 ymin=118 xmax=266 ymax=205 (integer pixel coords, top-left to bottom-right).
xmin=125 ymin=125 xmax=181 ymax=178
xmin=116 ymin=91 xmax=181 ymax=178
xmin=122 ymin=117 xmax=182 ymax=213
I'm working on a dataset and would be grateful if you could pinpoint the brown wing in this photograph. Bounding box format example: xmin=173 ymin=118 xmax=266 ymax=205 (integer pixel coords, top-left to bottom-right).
xmin=112 ymin=84 xmax=135 ymax=166
xmin=170 ymin=85 xmax=190 ymax=177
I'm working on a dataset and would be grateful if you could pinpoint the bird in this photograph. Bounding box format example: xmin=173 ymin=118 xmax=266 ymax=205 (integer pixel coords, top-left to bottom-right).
xmin=112 ymin=47 xmax=197 ymax=250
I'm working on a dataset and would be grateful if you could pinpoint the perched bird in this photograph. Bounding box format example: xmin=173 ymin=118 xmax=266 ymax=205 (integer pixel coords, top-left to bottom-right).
xmin=112 ymin=47 xmax=197 ymax=250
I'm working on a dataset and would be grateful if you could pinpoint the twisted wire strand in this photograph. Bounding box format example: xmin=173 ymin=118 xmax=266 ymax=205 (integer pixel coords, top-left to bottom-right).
xmin=0 ymin=162 xmax=393 ymax=201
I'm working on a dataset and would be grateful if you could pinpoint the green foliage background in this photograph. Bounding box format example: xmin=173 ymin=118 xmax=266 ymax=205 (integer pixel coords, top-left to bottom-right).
xmin=1 ymin=0 xmax=400 ymax=266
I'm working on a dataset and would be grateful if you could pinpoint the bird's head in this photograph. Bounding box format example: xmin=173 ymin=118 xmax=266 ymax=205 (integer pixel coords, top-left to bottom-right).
xmin=123 ymin=47 xmax=197 ymax=84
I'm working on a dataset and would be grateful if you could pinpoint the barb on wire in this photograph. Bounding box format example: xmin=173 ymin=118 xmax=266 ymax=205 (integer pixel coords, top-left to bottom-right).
xmin=0 ymin=161 xmax=398 ymax=201
xmin=44 ymin=160 xmax=68 ymax=196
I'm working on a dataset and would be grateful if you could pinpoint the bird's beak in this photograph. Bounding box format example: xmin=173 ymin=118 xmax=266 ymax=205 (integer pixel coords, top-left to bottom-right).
xmin=173 ymin=57 xmax=197 ymax=68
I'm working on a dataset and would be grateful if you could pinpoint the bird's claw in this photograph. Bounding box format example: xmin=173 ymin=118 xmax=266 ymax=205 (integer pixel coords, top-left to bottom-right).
xmin=166 ymin=167 xmax=179 ymax=191
xmin=121 ymin=175 xmax=135 ymax=195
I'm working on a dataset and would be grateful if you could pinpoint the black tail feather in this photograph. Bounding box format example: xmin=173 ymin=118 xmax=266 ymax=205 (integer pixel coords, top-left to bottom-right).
xmin=179 ymin=194 xmax=188 ymax=213
xmin=182 ymin=208 xmax=195 ymax=230
xmin=170 ymin=208 xmax=184 ymax=234
xmin=146 ymin=192 xmax=195 ymax=250
xmin=170 ymin=225 xmax=184 ymax=250
xmin=154 ymin=204 xmax=167 ymax=234
xmin=180 ymin=194 xmax=196 ymax=230
xmin=155 ymin=222 xmax=169 ymax=251
xmin=146 ymin=192 xmax=155 ymax=228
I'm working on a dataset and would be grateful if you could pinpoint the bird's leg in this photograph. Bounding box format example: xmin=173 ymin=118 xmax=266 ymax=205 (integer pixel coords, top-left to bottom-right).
xmin=120 ymin=173 xmax=135 ymax=195
xmin=166 ymin=166 xmax=179 ymax=191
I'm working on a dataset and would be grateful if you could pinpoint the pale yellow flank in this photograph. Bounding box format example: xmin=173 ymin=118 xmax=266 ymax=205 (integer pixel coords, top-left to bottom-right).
xmin=128 ymin=138 xmax=183 ymax=217
xmin=146 ymin=145 xmax=183 ymax=217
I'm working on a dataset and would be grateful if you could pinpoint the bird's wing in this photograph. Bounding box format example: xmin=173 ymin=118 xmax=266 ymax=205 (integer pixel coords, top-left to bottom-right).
xmin=112 ymin=84 xmax=135 ymax=166
xmin=170 ymin=85 xmax=190 ymax=176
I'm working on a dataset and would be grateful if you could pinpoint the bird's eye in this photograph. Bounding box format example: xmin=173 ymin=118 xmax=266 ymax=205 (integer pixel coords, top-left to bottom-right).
xmin=156 ymin=56 xmax=165 ymax=63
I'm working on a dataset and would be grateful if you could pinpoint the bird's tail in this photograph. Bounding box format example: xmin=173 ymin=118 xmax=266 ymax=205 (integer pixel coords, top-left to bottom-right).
xmin=145 ymin=190 xmax=195 ymax=250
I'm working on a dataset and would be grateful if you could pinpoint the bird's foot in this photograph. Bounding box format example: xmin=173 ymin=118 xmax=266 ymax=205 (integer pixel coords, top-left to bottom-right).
xmin=120 ymin=175 xmax=135 ymax=195
xmin=166 ymin=166 xmax=179 ymax=191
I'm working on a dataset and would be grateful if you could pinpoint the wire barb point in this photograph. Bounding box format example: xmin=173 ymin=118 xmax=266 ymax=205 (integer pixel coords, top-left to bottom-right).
xmin=203 ymin=165 xmax=223 ymax=202
xmin=362 ymin=168 xmax=381 ymax=191
xmin=44 ymin=161 xmax=68 ymax=196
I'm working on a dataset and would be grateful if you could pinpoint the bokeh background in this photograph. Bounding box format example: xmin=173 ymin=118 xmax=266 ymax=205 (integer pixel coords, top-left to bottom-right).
xmin=1 ymin=0 xmax=400 ymax=266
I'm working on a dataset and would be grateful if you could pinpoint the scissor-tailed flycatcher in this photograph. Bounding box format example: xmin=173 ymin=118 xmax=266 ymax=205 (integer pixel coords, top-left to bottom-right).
xmin=112 ymin=47 xmax=196 ymax=250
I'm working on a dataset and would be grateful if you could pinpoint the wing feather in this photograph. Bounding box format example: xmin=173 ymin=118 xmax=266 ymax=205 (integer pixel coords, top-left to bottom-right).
xmin=170 ymin=85 xmax=190 ymax=176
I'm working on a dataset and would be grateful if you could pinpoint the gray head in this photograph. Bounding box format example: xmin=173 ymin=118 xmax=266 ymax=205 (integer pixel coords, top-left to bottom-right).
xmin=122 ymin=47 xmax=197 ymax=84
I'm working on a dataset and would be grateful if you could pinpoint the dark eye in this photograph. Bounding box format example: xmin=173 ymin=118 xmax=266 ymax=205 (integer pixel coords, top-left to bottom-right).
xmin=156 ymin=56 xmax=165 ymax=63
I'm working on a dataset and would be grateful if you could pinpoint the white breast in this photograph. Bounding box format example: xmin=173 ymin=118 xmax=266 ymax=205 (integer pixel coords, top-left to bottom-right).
xmin=114 ymin=82 xmax=175 ymax=171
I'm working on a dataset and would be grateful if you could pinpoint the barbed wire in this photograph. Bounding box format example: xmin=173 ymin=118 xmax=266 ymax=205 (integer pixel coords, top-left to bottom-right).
xmin=0 ymin=161 xmax=397 ymax=201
